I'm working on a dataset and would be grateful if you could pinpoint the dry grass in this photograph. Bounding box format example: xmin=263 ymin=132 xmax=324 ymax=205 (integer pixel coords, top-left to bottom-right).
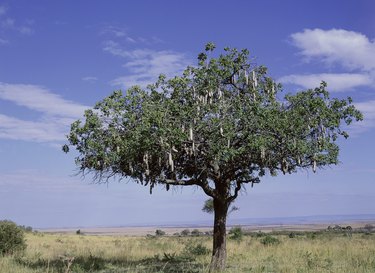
xmin=1 ymin=231 xmax=375 ymax=272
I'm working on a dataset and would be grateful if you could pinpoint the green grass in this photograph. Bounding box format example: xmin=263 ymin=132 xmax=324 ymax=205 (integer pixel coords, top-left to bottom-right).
xmin=1 ymin=231 xmax=375 ymax=272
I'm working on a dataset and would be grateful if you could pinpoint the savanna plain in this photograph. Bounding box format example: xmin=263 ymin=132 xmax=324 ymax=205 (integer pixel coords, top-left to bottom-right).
xmin=1 ymin=226 xmax=375 ymax=273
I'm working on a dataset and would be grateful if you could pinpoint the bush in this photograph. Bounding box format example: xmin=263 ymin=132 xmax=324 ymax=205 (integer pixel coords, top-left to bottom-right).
xmin=229 ymin=226 xmax=243 ymax=241
xmin=184 ymin=241 xmax=210 ymax=256
xmin=180 ymin=229 xmax=190 ymax=236
xmin=0 ymin=220 xmax=27 ymax=256
xmin=155 ymin=229 xmax=166 ymax=236
xmin=191 ymin=229 xmax=201 ymax=236
xmin=260 ymin=235 xmax=280 ymax=246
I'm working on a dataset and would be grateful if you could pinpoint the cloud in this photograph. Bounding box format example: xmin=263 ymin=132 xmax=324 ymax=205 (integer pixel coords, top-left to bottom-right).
xmin=0 ymin=6 xmax=34 ymax=36
xmin=279 ymin=73 xmax=373 ymax=92
xmin=0 ymin=83 xmax=88 ymax=143
xmin=101 ymin=25 xmax=128 ymax=38
xmin=82 ymin=76 xmax=98 ymax=82
xmin=103 ymin=40 xmax=191 ymax=88
xmin=290 ymin=28 xmax=375 ymax=71
xmin=0 ymin=82 xmax=87 ymax=117
xmin=0 ymin=114 xmax=69 ymax=142
xmin=352 ymin=100 xmax=375 ymax=133
xmin=0 ymin=5 xmax=7 ymax=16
xmin=0 ymin=38 xmax=8 ymax=45
xmin=281 ymin=29 xmax=375 ymax=92
xmin=0 ymin=169 xmax=97 ymax=194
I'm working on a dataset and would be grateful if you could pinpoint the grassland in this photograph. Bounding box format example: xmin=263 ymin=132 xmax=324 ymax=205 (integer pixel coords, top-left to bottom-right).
xmin=1 ymin=229 xmax=375 ymax=273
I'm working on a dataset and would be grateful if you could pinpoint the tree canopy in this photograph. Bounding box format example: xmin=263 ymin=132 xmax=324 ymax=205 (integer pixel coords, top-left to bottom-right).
xmin=63 ymin=43 xmax=362 ymax=271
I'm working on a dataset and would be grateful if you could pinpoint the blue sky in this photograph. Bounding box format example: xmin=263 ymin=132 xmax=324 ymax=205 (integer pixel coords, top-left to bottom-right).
xmin=0 ymin=0 xmax=374 ymax=228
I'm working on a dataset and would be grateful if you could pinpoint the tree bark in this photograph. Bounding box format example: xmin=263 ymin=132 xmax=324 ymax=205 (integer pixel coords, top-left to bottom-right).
xmin=209 ymin=198 xmax=229 ymax=272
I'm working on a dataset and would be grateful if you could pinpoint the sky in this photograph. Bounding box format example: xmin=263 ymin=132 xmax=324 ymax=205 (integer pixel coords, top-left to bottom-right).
xmin=0 ymin=0 xmax=375 ymax=229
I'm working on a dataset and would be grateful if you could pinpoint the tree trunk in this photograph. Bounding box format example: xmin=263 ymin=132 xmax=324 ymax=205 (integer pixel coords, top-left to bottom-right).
xmin=209 ymin=198 xmax=229 ymax=272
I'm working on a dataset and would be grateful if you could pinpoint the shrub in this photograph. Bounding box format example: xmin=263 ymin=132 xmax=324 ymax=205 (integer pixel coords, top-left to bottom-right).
xmin=181 ymin=229 xmax=190 ymax=236
xmin=289 ymin=232 xmax=296 ymax=238
xmin=184 ymin=241 xmax=210 ymax=256
xmin=76 ymin=229 xmax=81 ymax=235
xmin=260 ymin=235 xmax=280 ymax=246
xmin=229 ymin=226 xmax=243 ymax=241
xmin=191 ymin=229 xmax=201 ymax=236
xmin=0 ymin=220 xmax=27 ymax=256
xmin=155 ymin=229 xmax=166 ymax=236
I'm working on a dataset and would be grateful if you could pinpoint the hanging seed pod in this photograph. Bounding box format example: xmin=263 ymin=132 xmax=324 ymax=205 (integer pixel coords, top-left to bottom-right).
xmin=297 ymin=156 xmax=301 ymax=165
xmin=227 ymin=138 xmax=230 ymax=148
xmin=272 ymin=83 xmax=275 ymax=94
xmin=168 ymin=152 xmax=174 ymax=171
xmin=192 ymin=141 xmax=195 ymax=152
xmin=245 ymin=70 xmax=249 ymax=85
xmin=220 ymin=126 xmax=224 ymax=136
xmin=144 ymin=153 xmax=150 ymax=173
xmin=282 ymin=159 xmax=288 ymax=174
xmin=313 ymin=160 xmax=317 ymax=173
xmin=116 ymin=146 xmax=120 ymax=153
xmin=252 ymin=71 xmax=258 ymax=88
xmin=189 ymin=127 xmax=193 ymax=141
xmin=172 ymin=146 xmax=178 ymax=153
xmin=218 ymin=89 xmax=222 ymax=99
xmin=260 ymin=147 xmax=265 ymax=160
xmin=181 ymin=124 xmax=185 ymax=132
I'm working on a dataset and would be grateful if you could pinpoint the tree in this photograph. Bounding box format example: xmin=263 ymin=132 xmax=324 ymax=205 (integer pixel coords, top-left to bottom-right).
xmin=0 ymin=220 xmax=27 ymax=256
xmin=202 ymin=198 xmax=238 ymax=215
xmin=63 ymin=43 xmax=362 ymax=272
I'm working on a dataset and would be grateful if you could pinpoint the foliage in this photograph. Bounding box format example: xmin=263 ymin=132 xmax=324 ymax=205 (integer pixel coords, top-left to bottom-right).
xmin=0 ymin=220 xmax=27 ymax=256
xmin=202 ymin=198 xmax=238 ymax=214
xmin=64 ymin=43 xmax=362 ymax=196
xmin=63 ymin=43 xmax=362 ymax=271
xmin=228 ymin=226 xmax=243 ymax=241
xmin=364 ymin=224 xmax=374 ymax=232
xmin=183 ymin=241 xmax=210 ymax=256
xmin=155 ymin=229 xmax=166 ymax=236
xmin=260 ymin=235 xmax=280 ymax=246
xmin=180 ymin=229 xmax=191 ymax=236
xmin=18 ymin=225 xmax=33 ymax=233
xmin=191 ymin=229 xmax=201 ymax=236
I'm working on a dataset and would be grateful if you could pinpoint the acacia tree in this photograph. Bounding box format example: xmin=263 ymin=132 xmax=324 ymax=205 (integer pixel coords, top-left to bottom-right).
xmin=63 ymin=43 xmax=362 ymax=272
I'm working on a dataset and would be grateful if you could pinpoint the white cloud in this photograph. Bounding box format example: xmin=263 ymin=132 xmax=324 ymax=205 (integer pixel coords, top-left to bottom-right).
xmin=0 ymin=5 xmax=6 ymax=16
xmin=0 ymin=114 xmax=69 ymax=142
xmin=0 ymin=82 xmax=87 ymax=117
xmin=0 ymin=169 xmax=96 ymax=194
xmin=82 ymin=76 xmax=98 ymax=82
xmin=103 ymin=40 xmax=191 ymax=88
xmin=101 ymin=25 xmax=128 ymax=38
xmin=290 ymin=28 xmax=375 ymax=71
xmin=352 ymin=100 xmax=375 ymax=133
xmin=0 ymin=6 xmax=34 ymax=35
xmin=279 ymin=73 xmax=373 ymax=92
xmin=282 ymin=29 xmax=375 ymax=92
xmin=0 ymin=38 xmax=8 ymax=45
xmin=0 ymin=83 xmax=88 ymax=143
